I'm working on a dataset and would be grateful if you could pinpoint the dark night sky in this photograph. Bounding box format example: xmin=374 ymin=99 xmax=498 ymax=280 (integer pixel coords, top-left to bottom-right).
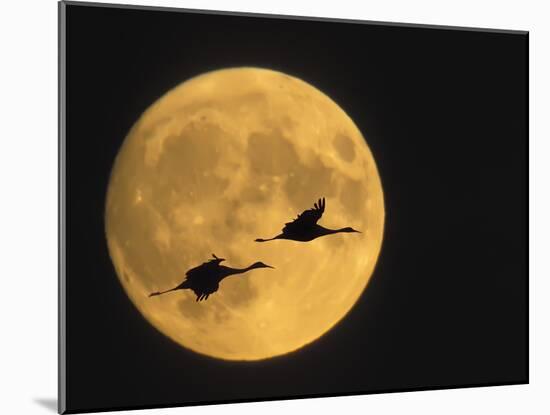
xmin=63 ymin=2 xmax=528 ymax=413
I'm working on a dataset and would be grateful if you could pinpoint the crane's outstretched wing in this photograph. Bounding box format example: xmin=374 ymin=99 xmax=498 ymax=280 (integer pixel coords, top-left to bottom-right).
xmin=183 ymin=259 xmax=217 ymax=285
xmin=183 ymin=261 xmax=220 ymax=301
xmin=283 ymin=197 xmax=325 ymax=233
xmin=185 ymin=263 xmax=208 ymax=282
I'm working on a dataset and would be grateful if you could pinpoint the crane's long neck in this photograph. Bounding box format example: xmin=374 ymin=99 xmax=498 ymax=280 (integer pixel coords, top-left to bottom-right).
xmin=320 ymin=226 xmax=349 ymax=235
xmin=223 ymin=264 xmax=257 ymax=277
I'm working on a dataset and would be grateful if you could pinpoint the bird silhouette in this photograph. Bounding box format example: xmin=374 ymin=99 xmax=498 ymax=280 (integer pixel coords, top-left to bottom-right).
xmin=149 ymin=254 xmax=274 ymax=302
xmin=255 ymin=197 xmax=360 ymax=243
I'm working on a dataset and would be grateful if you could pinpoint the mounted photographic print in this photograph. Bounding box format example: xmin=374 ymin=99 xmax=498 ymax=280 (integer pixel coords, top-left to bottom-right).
xmin=59 ymin=1 xmax=528 ymax=413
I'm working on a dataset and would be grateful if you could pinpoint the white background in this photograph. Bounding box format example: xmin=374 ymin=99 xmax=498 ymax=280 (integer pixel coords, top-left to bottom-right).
xmin=0 ymin=0 xmax=547 ymax=413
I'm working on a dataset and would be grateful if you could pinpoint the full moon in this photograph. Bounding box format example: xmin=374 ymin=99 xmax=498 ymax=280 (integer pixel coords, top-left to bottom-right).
xmin=105 ymin=67 xmax=385 ymax=361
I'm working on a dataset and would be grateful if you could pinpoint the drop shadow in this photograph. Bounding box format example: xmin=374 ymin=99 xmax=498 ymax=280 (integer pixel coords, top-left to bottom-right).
xmin=34 ymin=398 xmax=57 ymax=413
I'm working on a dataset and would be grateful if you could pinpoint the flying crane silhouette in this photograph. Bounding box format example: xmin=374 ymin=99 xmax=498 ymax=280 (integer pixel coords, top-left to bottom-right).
xmin=255 ymin=197 xmax=360 ymax=243
xmin=149 ymin=254 xmax=274 ymax=302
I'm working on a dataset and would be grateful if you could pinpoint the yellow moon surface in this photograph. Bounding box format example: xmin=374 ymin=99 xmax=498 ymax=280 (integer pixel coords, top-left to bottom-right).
xmin=105 ymin=67 xmax=385 ymax=361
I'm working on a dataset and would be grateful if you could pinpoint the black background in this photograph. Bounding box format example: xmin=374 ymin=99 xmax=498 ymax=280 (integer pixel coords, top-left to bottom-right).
xmin=64 ymin=2 xmax=528 ymax=413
